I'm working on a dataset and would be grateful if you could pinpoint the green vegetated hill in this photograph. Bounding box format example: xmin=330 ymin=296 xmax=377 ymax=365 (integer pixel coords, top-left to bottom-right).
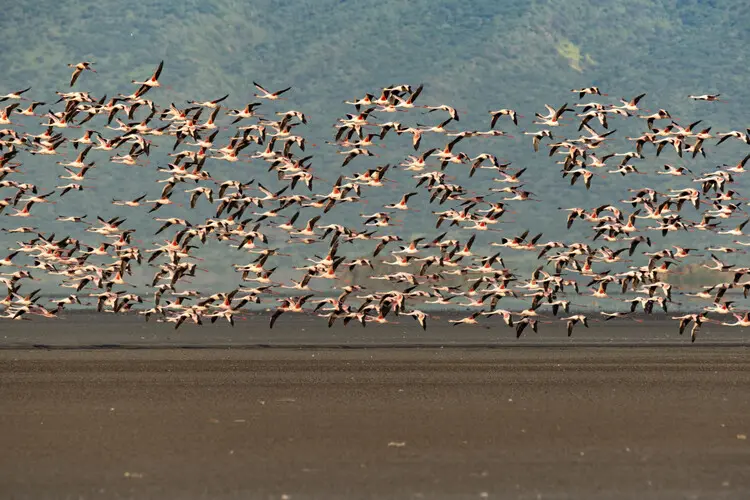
xmin=0 ymin=0 xmax=748 ymax=289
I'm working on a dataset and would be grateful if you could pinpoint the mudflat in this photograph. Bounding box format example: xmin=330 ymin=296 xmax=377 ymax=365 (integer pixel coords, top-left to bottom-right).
xmin=2 ymin=347 xmax=750 ymax=499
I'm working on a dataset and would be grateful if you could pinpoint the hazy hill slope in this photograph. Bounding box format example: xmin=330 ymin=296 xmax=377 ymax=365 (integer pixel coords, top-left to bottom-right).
xmin=3 ymin=1 xmax=748 ymax=110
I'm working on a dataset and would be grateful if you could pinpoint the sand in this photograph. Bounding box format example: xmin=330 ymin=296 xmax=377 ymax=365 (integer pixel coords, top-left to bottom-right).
xmin=2 ymin=345 xmax=750 ymax=499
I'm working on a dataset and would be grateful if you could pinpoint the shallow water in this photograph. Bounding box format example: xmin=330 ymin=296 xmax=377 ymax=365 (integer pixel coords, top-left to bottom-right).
xmin=1 ymin=313 xmax=748 ymax=348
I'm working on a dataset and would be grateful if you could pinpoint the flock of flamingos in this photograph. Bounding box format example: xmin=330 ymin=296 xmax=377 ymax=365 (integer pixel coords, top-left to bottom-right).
xmin=0 ymin=60 xmax=748 ymax=341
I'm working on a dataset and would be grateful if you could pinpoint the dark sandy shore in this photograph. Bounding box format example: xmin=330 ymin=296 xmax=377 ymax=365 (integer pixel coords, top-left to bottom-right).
xmin=2 ymin=347 xmax=750 ymax=499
